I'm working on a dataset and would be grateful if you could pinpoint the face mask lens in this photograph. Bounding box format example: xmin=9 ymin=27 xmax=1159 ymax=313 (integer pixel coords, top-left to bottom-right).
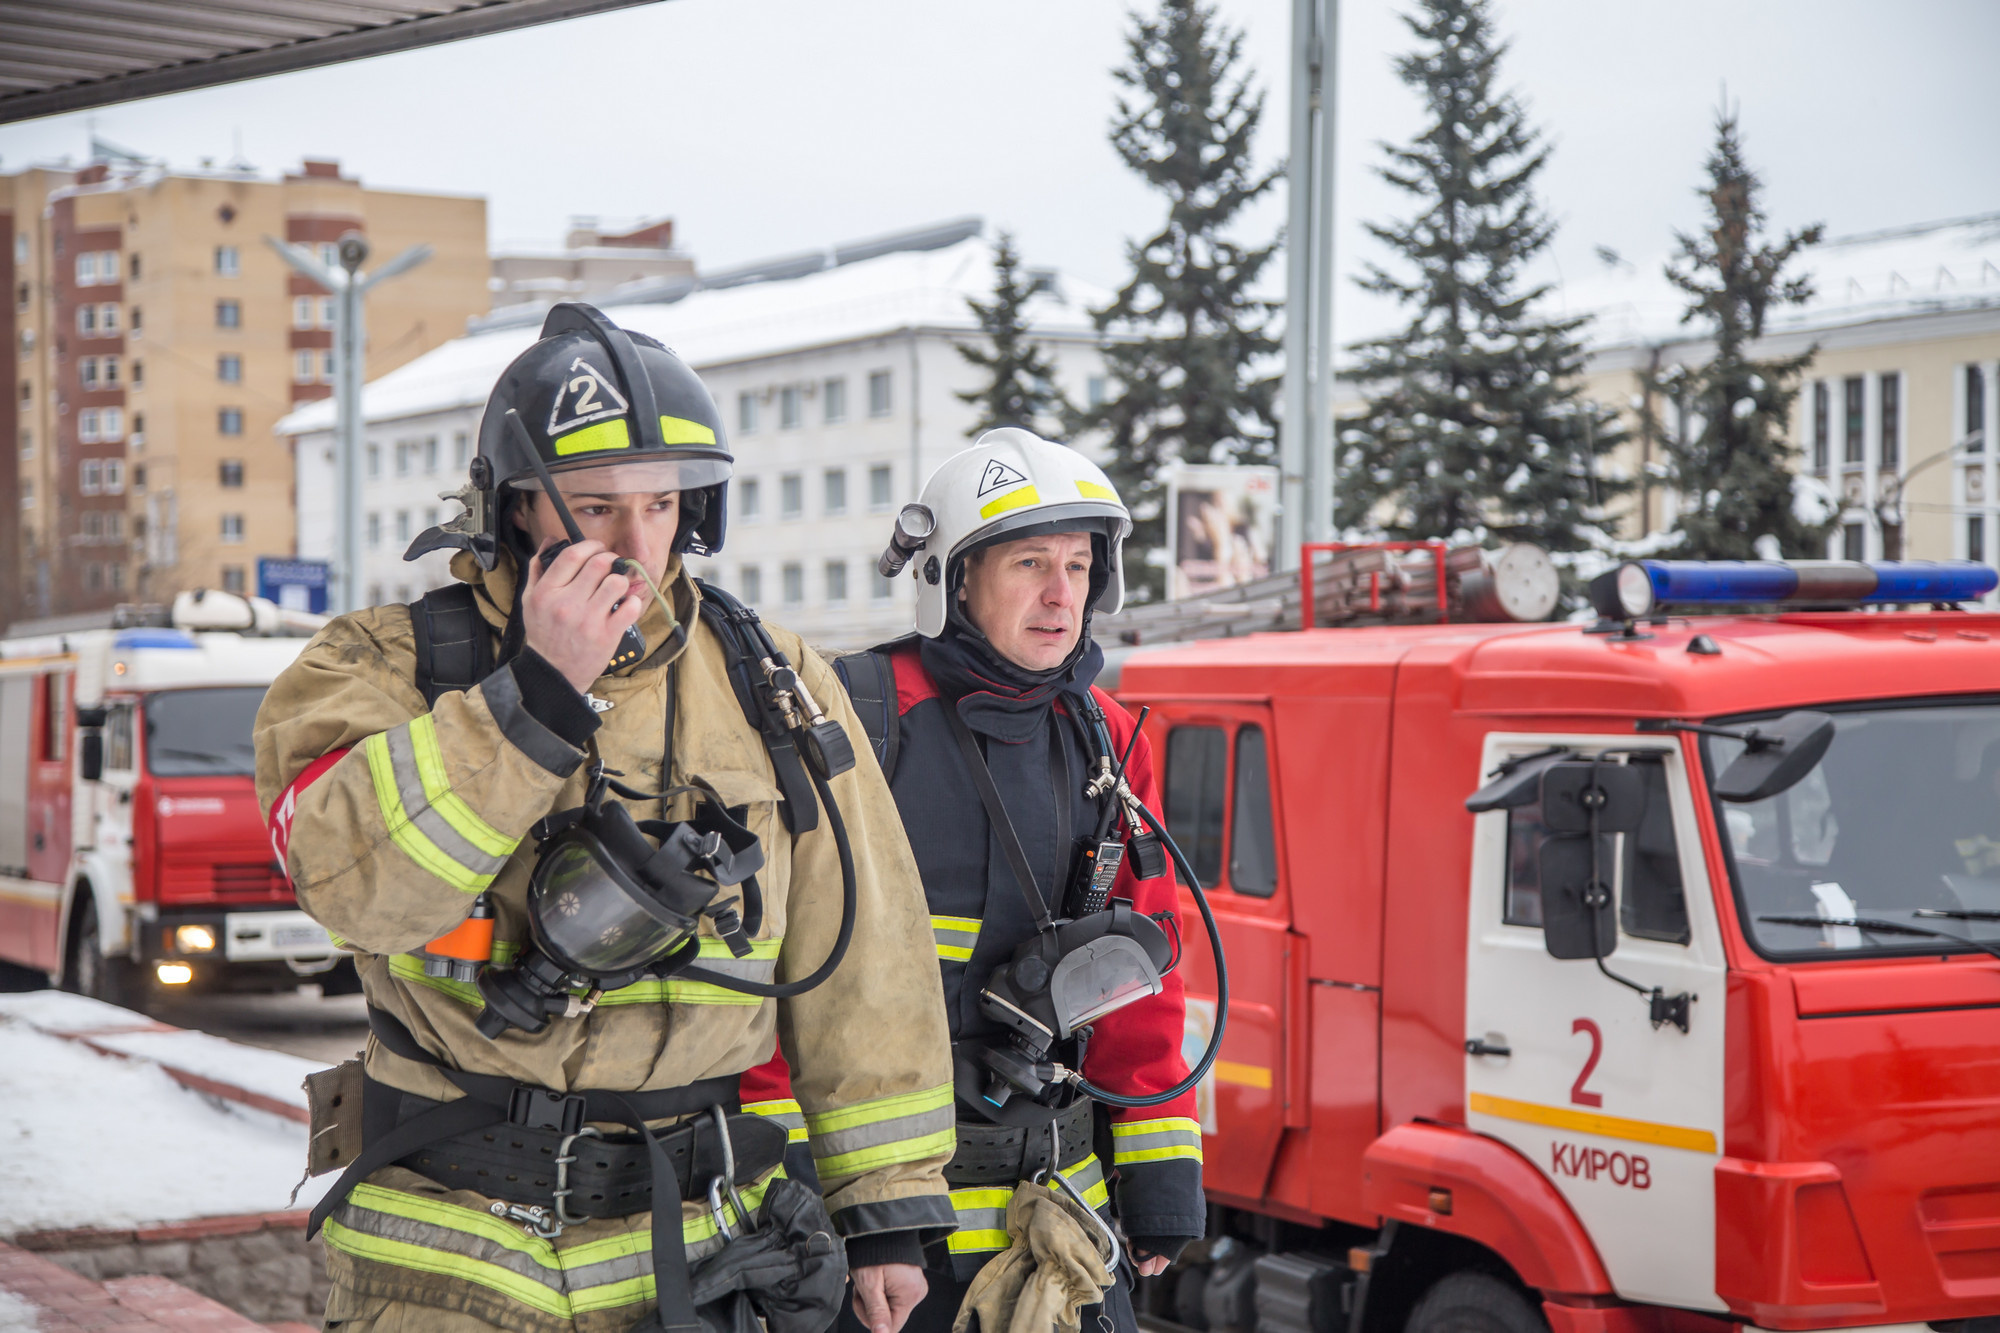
xmin=529 ymin=839 xmax=693 ymax=975
xmin=1049 ymin=935 xmax=1163 ymax=1033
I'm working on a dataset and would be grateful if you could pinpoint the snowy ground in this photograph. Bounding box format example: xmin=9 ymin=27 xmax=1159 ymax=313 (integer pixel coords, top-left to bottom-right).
xmin=0 ymin=993 xmax=334 ymax=1237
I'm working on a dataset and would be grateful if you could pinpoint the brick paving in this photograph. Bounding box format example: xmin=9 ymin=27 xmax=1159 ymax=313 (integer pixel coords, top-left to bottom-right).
xmin=0 ymin=1241 xmax=273 ymax=1331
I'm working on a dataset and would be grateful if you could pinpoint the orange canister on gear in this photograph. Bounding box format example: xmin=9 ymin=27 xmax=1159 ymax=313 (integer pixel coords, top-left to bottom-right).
xmin=419 ymin=891 xmax=495 ymax=983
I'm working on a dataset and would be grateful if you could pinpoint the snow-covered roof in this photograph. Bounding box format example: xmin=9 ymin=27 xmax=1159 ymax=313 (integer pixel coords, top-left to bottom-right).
xmin=1562 ymin=212 xmax=2000 ymax=352
xmin=278 ymin=236 xmax=1109 ymax=436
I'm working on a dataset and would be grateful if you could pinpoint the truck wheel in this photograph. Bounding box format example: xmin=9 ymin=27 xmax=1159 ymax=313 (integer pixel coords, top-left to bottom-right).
xmin=1404 ymin=1273 xmax=1547 ymax=1333
xmin=64 ymin=900 xmax=133 ymax=1009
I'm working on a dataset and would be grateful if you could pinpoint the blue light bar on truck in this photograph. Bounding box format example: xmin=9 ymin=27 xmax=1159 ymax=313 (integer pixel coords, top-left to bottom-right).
xmin=1594 ymin=560 xmax=1999 ymax=619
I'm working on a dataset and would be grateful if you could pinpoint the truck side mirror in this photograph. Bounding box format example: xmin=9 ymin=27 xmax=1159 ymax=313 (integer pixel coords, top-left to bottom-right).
xmin=79 ymin=730 xmax=104 ymax=782
xmin=1713 ymin=710 xmax=1836 ymax=803
xmin=1539 ymin=834 xmax=1616 ymax=960
xmin=1539 ymin=763 xmax=1645 ymax=834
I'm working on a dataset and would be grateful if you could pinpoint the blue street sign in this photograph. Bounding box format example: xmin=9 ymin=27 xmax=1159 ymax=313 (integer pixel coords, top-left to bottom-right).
xmin=258 ymin=557 xmax=331 ymax=614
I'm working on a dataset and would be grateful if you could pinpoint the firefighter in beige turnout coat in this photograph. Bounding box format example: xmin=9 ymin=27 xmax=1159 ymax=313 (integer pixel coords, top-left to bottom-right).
xmin=256 ymin=305 xmax=953 ymax=1333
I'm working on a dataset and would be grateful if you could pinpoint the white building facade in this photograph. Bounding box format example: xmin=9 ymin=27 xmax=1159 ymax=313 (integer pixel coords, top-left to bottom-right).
xmin=281 ymin=226 xmax=1115 ymax=650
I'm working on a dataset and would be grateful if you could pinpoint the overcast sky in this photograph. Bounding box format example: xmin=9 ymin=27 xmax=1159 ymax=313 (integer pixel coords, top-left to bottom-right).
xmin=3 ymin=0 xmax=1995 ymax=345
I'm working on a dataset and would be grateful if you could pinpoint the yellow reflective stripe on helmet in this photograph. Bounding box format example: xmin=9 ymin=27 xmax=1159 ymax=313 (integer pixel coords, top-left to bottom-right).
xmin=658 ymin=415 xmax=717 ymax=446
xmin=554 ymin=417 xmax=632 ymax=456
xmin=1077 ymin=480 xmax=1117 ymax=501
xmin=408 ymin=715 xmax=519 ymax=860
xmin=978 ymin=485 xmax=1041 ymax=520
xmin=364 ymin=732 xmax=496 ymax=894
xmin=931 ymin=914 xmax=979 ymax=962
xmin=1111 ymin=1116 xmax=1204 ymax=1165
xmin=743 ymin=1098 xmax=809 ymax=1145
xmin=807 ymin=1082 xmax=956 ymax=1182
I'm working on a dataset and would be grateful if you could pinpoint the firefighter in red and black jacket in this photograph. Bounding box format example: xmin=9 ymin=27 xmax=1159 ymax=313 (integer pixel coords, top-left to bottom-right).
xmin=745 ymin=429 xmax=1204 ymax=1333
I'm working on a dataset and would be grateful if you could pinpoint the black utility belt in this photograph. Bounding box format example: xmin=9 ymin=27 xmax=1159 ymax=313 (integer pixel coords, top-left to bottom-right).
xmin=943 ymin=1097 xmax=1095 ymax=1187
xmin=362 ymin=1074 xmax=787 ymax=1220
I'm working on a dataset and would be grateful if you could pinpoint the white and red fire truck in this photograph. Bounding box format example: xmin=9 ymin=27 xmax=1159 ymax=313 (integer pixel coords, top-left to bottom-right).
xmin=1110 ymin=555 xmax=2000 ymax=1333
xmin=0 ymin=590 xmax=348 ymax=1000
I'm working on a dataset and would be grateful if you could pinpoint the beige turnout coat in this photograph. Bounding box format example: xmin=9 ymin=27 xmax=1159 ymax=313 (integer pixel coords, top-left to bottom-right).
xmin=254 ymin=551 xmax=954 ymax=1333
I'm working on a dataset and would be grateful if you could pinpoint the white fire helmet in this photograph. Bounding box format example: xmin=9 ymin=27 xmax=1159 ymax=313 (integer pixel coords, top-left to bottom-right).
xmin=904 ymin=428 xmax=1132 ymax=638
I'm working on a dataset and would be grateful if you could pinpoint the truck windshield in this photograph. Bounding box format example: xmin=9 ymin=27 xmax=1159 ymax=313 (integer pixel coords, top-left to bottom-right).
xmin=1707 ymin=700 xmax=2000 ymax=960
xmin=145 ymin=686 xmax=267 ymax=778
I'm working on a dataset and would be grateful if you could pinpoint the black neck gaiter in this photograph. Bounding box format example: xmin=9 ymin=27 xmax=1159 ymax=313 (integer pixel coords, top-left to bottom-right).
xmin=919 ymin=623 xmax=1104 ymax=744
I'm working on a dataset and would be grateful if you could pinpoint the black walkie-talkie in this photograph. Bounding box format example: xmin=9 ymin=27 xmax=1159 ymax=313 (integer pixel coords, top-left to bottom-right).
xmin=509 ymin=410 xmax=648 ymax=674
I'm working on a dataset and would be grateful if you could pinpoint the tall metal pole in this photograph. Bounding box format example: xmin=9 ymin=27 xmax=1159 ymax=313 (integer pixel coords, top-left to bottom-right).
xmin=336 ymin=235 xmax=367 ymax=615
xmin=1279 ymin=0 xmax=1339 ymax=570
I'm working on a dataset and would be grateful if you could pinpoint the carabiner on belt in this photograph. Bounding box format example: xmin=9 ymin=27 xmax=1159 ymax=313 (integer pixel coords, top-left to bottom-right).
xmin=704 ymin=1104 xmax=755 ymax=1240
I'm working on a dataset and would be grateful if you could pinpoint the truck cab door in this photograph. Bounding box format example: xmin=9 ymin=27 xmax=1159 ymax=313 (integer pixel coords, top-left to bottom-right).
xmin=1154 ymin=703 xmax=1298 ymax=1204
xmin=1463 ymin=734 xmax=1727 ymax=1311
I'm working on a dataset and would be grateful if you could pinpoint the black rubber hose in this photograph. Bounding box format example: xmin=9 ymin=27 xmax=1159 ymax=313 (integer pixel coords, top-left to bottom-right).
xmin=1074 ymin=802 xmax=1230 ymax=1109
xmin=673 ymin=763 xmax=857 ymax=998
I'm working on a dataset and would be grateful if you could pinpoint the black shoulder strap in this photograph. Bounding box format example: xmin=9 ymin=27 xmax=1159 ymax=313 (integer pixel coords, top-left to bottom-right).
xmin=691 ymin=579 xmax=820 ymax=835
xmin=832 ymin=649 xmax=900 ymax=782
xmin=409 ymin=584 xmax=495 ymax=706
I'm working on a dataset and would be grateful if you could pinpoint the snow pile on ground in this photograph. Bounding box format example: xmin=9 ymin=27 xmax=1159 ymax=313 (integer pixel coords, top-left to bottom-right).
xmin=0 ymin=1288 xmax=36 ymax=1331
xmin=0 ymin=998 xmax=333 ymax=1237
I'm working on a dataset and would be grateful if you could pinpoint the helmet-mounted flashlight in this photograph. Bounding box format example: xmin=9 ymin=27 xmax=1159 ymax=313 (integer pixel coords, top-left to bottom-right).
xmin=878 ymin=503 xmax=937 ymax=579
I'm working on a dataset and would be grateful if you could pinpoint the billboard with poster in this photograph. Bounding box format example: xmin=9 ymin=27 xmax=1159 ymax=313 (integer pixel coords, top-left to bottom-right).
xmin=1165 ymin=464 xmax=1279 ymax=600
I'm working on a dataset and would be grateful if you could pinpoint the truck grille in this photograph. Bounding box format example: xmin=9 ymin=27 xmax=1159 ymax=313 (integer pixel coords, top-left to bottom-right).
xmin=158 ymin=858 xmax=289 ymax=903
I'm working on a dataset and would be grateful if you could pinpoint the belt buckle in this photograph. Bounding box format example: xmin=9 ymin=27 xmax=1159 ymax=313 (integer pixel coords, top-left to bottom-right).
xmin=509 ymin=1086 xmax=587 ymax=1136
xmin=553 ymin=1126 xmax=603 ymax=1227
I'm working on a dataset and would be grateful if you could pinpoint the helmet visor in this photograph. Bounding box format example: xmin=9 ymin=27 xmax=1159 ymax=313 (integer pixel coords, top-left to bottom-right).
xmin=508 ymin=457 xmax=732 ymax=495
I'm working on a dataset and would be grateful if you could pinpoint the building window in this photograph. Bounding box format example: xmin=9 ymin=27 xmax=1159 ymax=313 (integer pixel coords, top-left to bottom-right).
xmin=18 ymin=329 xmax=31 ymax=360
xmin=396 ymin=510 xmax=410 ymax=543
xmin=738 ymin=477 xmax=761 ymax=521
xmin=214 ymin=245 xmax=240 ymax=277
xmin=130 ymin=360 xmax=142 ymax=387
xmin=781 ymin=561 xmax=804 ymax=605
xmin=18 ymin=481 xmax=30 ymax=510
xmin=108 ymin=562 xmax=125 ymax=591
xmin=1879 ymin=373 xmax=1900 ymax=472
xmin=131 ymin=411 xmax=143 ymax=439
xmin=104 ymin=511 xmax=123 ymax=540
xmin=101 ymin=354 xmax=119 ymax=384
xmin=79 ymin=409 xmax=100 ymax=443
xmin=77 ymin=305 xmax=96 ymax=335
xmin=739 ymin=564 xmax=763 ymax=604
xmin=367 ymin=445 xmax=380 ymax=478
xmin=780 ymin=472 xmax=803 ymax=520
xmin=1842 ymin=521 xmax=1865 ymax=561
xmin=79 ymin=356 xmax=98 ymax=387
xmin=216 ymin=299 xmax=240 ymax=329
xmin=99 ymin=303 xmax=119 ymax=332
xmin=219 ymin=459 xmax=244 ymax=488
xmin=218 ymin=353 xmax=242 ymax=383
xmin=99 ymin=407 xmax=122 ymax=441
xmin=1971 ymin=515 xmax=1987 ymax=564
xmin=780 ymin=386 xmax=802 ymax=430
xmin=825 ymin=559 xmax=848 ymax=606
xmin=220 ymin=514 xmax=245 ymax=544
xmin=823 ymin=468 xmax=846 ymax=516
xmin=868 ymin=370 xmax=892 ymax=417
xmin=218 ymin=407 xmax=244 ymax=435
xmin=1970 ymin=365 xmax=1989 ymax=447
xmin=1841 ymin=377 xmax=1863 ymax=466
xmin=316 ymin=297 xmax=335 ymax=329
xmin=823 ymin=377 xmax=846 ymax=424
xmin=80 ymin=460 xmax=101 ymax=495
xmin=293 ymin=297 xmax=313 ymax=331
xmin=738 ymin=392 xmax=758 ymax=433
xmin=871 ymin=567 xmax=894 ymax=602
xmin=131 ymin=465 xmax=144 ymax=493
xmin=1087 ymin=376 xmax=1108 ymax=408
xmin=318 ymin=242 xmax=339 ymax=270
xmin=367 ymin=512 xmax=381 ymax=547
xmin=102 ymin=460 xmax=123 ymax=494
xmin=129 ymin=253 xmax=140 ymax=281
xmin=395 ymin=441 xmax=411 ymax=476
xmin=18 ymin=429 xmax=31 ymax=460
xmin=221 ymin=565 xmax=245 ymax=593
xmin=868 ymin=464 xmax=893 ymax=512
xmin=84 ymin=562 xmax=102 ymax=590
xmin=294 ymin=350 xmax=314 ymax=383
xmin=129 ymin=306 xmax=141 ymax=333
xmin=75 ymin=252 xmax=97 ymax=286
xmin=424 ymin=437 xmax=439 ymax=473
xmin=321 ymin=350 xmax=336 ymax=382
xmin=453 ymin=432 xmax=470 ymax=468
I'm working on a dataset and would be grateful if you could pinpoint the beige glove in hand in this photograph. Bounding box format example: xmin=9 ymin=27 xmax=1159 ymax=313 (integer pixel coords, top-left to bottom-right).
xmin=953 ymin=1183 xmax=1115 ymax=1333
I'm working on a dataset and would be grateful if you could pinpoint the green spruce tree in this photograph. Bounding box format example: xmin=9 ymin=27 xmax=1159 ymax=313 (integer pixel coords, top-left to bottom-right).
xmin=1075 ymin=0 xmax=1281 ymax=602
xmin=1336 ymin=0 xmax=1622 ymax=549
xmin=1645 ymin=108 xmax=1828 ymax=559
xmin=956 ymin=232 xmax=1069 ymax=438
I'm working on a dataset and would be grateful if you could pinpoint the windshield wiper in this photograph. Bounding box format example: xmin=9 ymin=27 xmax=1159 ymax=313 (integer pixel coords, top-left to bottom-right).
xmin=1758 ymin=914 xmax=2000 ymax=963
xmin=1917 ymin=908 xmax=2000 ymax=923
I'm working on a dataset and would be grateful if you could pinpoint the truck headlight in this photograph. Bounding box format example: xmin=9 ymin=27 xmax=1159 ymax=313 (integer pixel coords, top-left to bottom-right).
xmin=174 ymin=924 xmax=217 ymax=953
xmin=156 ymin=962 xmax=194 ymax=985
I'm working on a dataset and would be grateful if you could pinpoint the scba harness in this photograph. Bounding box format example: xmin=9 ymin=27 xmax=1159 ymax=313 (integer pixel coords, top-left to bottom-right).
xmin=305 ymin=578 xmax=858 ymax=1333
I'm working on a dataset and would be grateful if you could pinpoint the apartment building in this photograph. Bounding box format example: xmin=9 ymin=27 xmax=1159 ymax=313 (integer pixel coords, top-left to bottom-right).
xmin=1574 ymin=214 xmax=2000 ymax=570
xmin=281 ymin=221 xmax=1113 ymax=650
xmin=2 ymin=155 xmax=489 ymax=626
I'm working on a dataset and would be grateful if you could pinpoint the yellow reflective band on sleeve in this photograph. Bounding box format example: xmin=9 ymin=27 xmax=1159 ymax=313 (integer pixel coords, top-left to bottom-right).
xmin=743 ymin=1098 xmax=810 ymax=1144
xmin=1111 ymin=1116 xmax=1204 ymax=1165
xmin=806 ymin=1082 xmax=957 ymax=1183
xmin=553 ymin=417 xmax=632 ymax=456
xmin=1077 ymin=480 xmax=1117 ymax=501
xmin=945 ymin=1187 xmax=1014 ymax=1254
xmin=595 ymin=936 xmax=782 ymax=1007
xmin=658 ymin=415 xmax=717 ymax=446
xmin=364 ymin=732 xmax=498 ymax=894
xmin=407 ymin=715 xmax=520 ymax=860
xmin=931 ymin=914 xmax=979 ymax=962
xmin=978 ymin=485 xmax=1041 ymax=520
xmin=388 ymin=953 xmax=484 ymax=1006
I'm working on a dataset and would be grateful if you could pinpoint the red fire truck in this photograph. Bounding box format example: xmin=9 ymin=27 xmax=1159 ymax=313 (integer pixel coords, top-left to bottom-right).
xmin=0 ymin=591 xmax=350 ymax=1001
xmin=1118 ymin=557 xmax=2000 ymax=1333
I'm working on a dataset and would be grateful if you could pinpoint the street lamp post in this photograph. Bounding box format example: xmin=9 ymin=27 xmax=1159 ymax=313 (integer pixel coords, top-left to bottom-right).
xmin=265 ymin=231 xmax=431 ymax=613
xmin=1279 ymin=0 xmax=1339 ymax=571
xmin=1874 ymin=431 xmax=1984 ymax=561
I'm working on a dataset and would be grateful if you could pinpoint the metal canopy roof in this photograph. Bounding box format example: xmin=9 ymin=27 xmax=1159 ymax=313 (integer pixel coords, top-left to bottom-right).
xmin=0 ymin=0 xmax=671 ymax=125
